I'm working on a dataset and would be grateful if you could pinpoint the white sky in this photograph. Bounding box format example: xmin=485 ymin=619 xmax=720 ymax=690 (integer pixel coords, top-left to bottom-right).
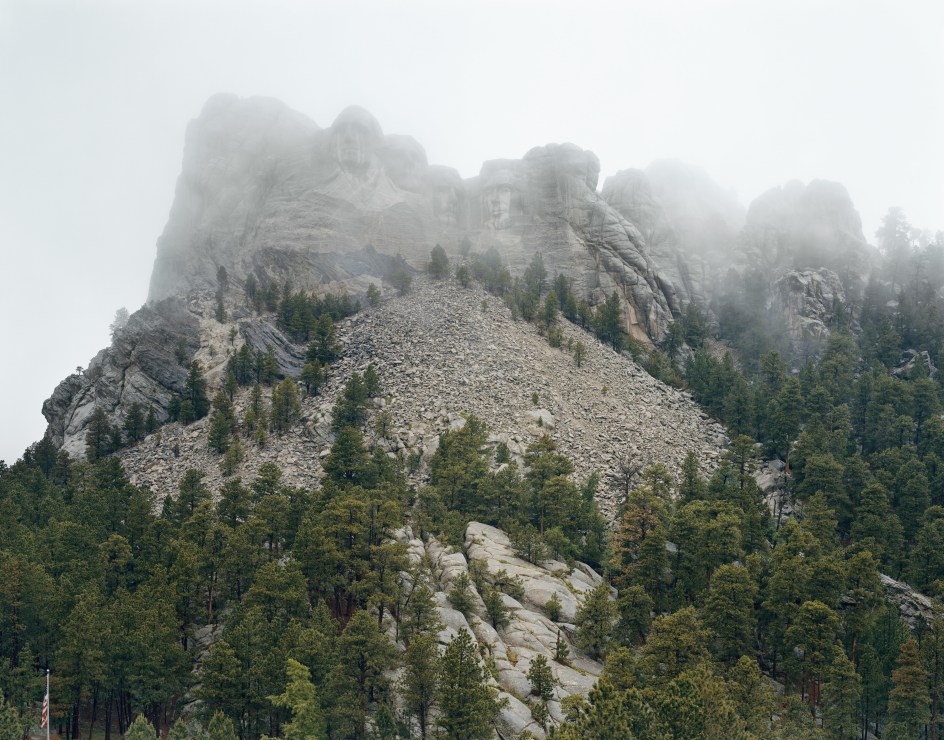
xmin=1 ymin=0 xmax=942 ymax=463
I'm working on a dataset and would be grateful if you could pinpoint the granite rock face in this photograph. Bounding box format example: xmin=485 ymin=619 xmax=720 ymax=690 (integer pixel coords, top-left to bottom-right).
xmin=606 ymin=168 xmax=877 ymax=350
xmin=603 ymin=161 xmax=744 ymax=311
xmin=148 ymin=96 xmax=679 ymax=342
xmin=42 ymin=297 xmax=200 ymax=458
xmin=772 ymin=268 xmax=847 ymax=354
xmin=740 ymin=179 xmax=877 ymax=299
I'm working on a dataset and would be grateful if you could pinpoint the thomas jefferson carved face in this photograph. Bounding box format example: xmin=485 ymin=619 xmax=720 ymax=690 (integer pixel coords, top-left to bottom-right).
xmin=486 ymin=184 xmax=512 ymax=229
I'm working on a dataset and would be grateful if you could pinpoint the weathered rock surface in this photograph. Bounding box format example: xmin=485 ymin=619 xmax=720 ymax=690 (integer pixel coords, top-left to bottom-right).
xmin=466 ymin=144 xmax=677 ymax=341
xmin=43 ymin=297 xmax=200 ymax=458
xmin=606 ymin=169 xmax=878 ymax=353
xmin=771 ymin=268 xmax=848 ymax=354
xmin=403 ymin=521 xmax=607 ymax=737
xmin=115 ymin=277 xmax=726 ymax=518
xmin=331 ymin=278 xmax=725 ymax=518
xmin=740 ymin=179 xmax=877 ymax=299
xmin=892 ymin=349 xmax=939 ymax=380
xmin=148 ymin=95 xmax=681 ymax=343
xmin=880 ymin=574 xmax=939 ymax=628
xmin=602 ymin=161 xmax=744 ymax=311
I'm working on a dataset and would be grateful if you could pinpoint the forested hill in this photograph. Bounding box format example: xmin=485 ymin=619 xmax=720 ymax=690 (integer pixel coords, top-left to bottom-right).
xmin=4 ymin=230 xmax=944 ymax=738
xmin=6 ymin=95 xmax=944 ymax=738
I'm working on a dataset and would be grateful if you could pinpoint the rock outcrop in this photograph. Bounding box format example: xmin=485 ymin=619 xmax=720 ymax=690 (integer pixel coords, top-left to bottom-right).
xmin=43 ymin=297 xmax=200 ymax=458
xmin=771 ymin=268 xmax=848 ymax=354
xmin=880 ymin=574 xmax=939 ymax=629
xmin=113 ymin=277 xmax=725 ymax=517
xmin=148 ymin=96 xmax=680 ymax=343
xmin=400 ymin=522 xmax=607 ymax=737
xmin=740 ymin=179 xmax=877 ymax=300
xmin=603 ymin=161 xmax=744 ymax=311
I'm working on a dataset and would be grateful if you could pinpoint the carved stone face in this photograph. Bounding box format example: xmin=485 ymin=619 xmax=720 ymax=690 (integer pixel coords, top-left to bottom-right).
xmin=334 ymin=120 xmax=371 ymax=173
xmin=485 ymin=184 xmax=512 ymax=229
xmin=329 ymin=106 xmax=383 ymax=177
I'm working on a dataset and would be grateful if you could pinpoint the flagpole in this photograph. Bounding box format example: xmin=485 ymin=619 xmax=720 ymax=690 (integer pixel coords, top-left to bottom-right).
xmin=45 ymin=669 xmax=50 ymax=740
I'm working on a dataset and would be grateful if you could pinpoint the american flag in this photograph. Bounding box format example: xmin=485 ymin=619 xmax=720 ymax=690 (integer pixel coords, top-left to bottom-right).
xmin=40 ymin=691 xmax=49 ymax=729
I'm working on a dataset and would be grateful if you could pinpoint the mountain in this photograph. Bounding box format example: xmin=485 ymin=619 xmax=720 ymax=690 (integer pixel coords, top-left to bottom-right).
xmin=148 ymin=95 xmax=677 ymax=342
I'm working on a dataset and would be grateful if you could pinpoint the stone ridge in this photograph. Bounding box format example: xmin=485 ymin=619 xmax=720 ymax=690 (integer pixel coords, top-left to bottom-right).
xmin=402 ymin=521 xmax=608 ymax=737
xmin=147 ymin=96 xmax=678 ymax=342
xmin=118 ymin=276 xmax=726 ymax=520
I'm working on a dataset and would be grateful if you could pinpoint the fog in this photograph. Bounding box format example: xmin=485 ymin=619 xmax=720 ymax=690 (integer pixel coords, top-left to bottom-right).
xmin=1 ymin=0 xmax=942 ymax=463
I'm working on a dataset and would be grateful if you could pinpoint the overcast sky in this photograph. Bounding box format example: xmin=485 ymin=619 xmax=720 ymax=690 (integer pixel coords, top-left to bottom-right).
xmin=1 ymin=0 xmax=942 ymax=463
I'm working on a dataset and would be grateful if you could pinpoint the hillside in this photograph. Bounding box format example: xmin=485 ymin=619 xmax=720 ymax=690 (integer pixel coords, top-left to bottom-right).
xmin=117 ymin=277 xmax=726 ymax=521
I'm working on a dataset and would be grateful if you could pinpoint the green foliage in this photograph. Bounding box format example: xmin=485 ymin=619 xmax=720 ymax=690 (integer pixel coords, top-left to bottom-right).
xmin=390 ymin=265 xmax=413 ymax=295
xmin=332 ymin=372 xmax=370 ymax=432
xmin=124 ymin=715 xmax=158 ymax=740
xmin=447 ymin=572 xmax=475 ymax=616
xmin=572 ymin=340 xmax=586 ymax=368
xmin=366 ymin=283 xmax=381 ymax=306
xmin=885 ymin=638 xmax=931 ymax=738
xmin=527 ymin=654 xmax=556 ymax=700
xmin=402 ymin=633 xmax=439 ymax=738
xmin=575 ymin=582 xmax=616 ymax=660
xmin=0 ymin=693 xmax=28 ymax=740
xmin=436 ymin=628 xmax=503 ymax=739
xmin=483 ymin=587 xmax=509 ymax=630
xmin=268 ymin=658 xmax=327 ymax=740
xmin=545 ymin=591 xmax=562 ymax=622
xmin=270 ymin=378 xmax=301 ymax=435
xmin=428 ymin=244 xmax=450 ymax=279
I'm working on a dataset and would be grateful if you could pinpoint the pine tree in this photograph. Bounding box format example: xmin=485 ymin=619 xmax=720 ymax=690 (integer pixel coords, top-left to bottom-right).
xmin=638 ymin=606 xmax=711 ymax=686
xmin=428 ymin=245 xmax=450 ymax=279
xmin=329 ymin=610 xmax=398 ymax=739
xmin=436 ymin=628 xmax=503 ymax=740
xmin=528 ymin=654 xmax=556 ymax=701
xmin=145 ymin=405 xmax=158 ymax=434
xmin=575 ymin=581 xmax=616 ymax=659
xmin=0 ymin=693 xmax=28 ymax=740
xmin=124 ymin=715 xmax=158 ymax=740
xmin=615 ymin=584 xmax=653 ymax=647
xmin=595 ymin=291 xmax=624 ymax=352
xmin=784 ymin=600 xmax=842 ymax=704
xmin=123 ymin=402 xmax=145 ymax=444
xmin=184 ymin=361 xmax=211 ymax=420
xmin=402 ymin=633 xmax=439 ymax=739
xmin=207 ymin=711 xmax=238 ymax=740
xmin=482 ymin=587 xmax=509 ymax=630
xmin=821 ymin=647 xmax=861 ymax=740
xmin=208 ymin=391 xmax=236 ymax=453
xmin=268 ymin=659 xmax=327 ymax=740
xmin=366 ymin=283 xmax=381 ymax=306
xmin=322 ymin=427 xmax=371 ymax=487
xmin=573 ymin=340 xmax=586 ymax=368
xmin=270 ymin=378 xmax=301 ymax=435
xmin=300 ymin=360 xmax=324 ymax=396
xmin=447 ymin=572 xmax=476 ymax=616
xmin=702 ymin=563 xmax=758 ymax=663
xmin=885 ymin=638 xmax=931 ymax=739
xmin=85 ymin=406 xmax=113 ymax=460
xmin=363 ymin=364 xmax=381 ymax=398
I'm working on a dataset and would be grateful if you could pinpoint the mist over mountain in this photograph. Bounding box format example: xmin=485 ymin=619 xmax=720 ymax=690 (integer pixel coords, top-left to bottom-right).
xmin=4 ymin=93 xmax=944 ymax=739
xmin=40 ymin=95 xmax=934 ymax=466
